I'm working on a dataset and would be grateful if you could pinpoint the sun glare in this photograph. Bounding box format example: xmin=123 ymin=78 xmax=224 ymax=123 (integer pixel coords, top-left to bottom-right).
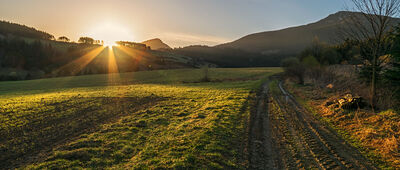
xmin=103 ymin=41 xmax=116 ymax=47
xmin=85 ymin=21 xmax=134 ymax=47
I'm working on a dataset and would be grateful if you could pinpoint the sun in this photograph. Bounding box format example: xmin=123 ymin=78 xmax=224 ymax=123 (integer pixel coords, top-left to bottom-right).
xmin=103 ymin=41 xmax=116 ymax=47
xmin=85 ymin=21 xmax=134 ymax=47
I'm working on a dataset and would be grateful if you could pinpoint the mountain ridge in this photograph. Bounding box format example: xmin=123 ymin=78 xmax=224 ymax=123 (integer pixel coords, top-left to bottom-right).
xmin=216 ymin=11 xmax=400 ymax=55
xmin=142 ymin=38 xmax=171 ymax=50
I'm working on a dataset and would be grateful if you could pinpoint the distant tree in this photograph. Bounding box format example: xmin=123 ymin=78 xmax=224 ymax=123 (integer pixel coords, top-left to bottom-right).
xmin=57 ymin=36 xmax=70 ymax=42
xmin=384 ymin=26 xmax=400 ymax=99
xmin=78 ymin=37 xmax=94 ymax=44
xmin=302 ymin=55 xmax=320 ymax=68
xmin=300 ymin=39 xmax=324 ymax=62
xmin=309 ymin=37 xmax=324 ymax=61
xmin=300 ymin=37 xmax=341 ymax=65
xmin=334 ymin=39 xmax=361 ymax=64
xmin=342 ymin=0 xmax=400 ymax=110
xmin=116 ymin=41 xmax=148 ymax=49
xmin=322 ymin=47 xmax=341 ymax=65
xmin=201 ymin=66 xmax=210 ymax=82
xmin=281 ymin=57 xmax=306 ymax=85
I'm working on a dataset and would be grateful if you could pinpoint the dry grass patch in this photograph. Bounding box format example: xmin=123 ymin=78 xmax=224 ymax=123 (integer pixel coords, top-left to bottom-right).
xmin=286 ymin=82 xmax=400 ymax=169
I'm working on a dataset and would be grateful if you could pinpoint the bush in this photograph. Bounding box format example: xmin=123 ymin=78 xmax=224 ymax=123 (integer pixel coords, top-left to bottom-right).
xmin=281 ymin=57 xmax=306 ymax=84
xmin=383 ymin=26 xmax=400 ymax=107
xmin=300 ymin=37 xmax=342 ymax=65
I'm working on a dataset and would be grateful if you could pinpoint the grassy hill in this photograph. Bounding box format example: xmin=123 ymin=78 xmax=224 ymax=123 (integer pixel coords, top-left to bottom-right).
xmin=217 ymin=11 xmax=400 ymax=55
xmin=0 ymin=67 xmax=282 ymax=169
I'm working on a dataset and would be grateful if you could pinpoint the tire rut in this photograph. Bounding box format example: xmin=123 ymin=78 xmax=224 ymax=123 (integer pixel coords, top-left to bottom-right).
xmin=248 ymin=81 xmax=282 ymax=169
xmin=276 ymin=81 xmax=376 ymax=170
xmin=246 ymin=80 xmax=376 ymax=169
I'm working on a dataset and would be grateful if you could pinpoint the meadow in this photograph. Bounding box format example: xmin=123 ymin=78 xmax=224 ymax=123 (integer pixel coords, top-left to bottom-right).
xmin=0 ymin=68 xmax=281 ymax=169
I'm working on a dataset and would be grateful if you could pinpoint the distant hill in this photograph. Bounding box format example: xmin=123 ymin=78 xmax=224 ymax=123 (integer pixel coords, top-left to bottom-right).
xmin=142 ymin=38 xmax=171 ymax=50
xmin=172 ymin=11 xmax=400 ymax=67
xmin=170 ymin=45 xmax=285 ymax=67
xmin=217 ymin=11 xmax=400 ymax=55
xmin=0 ymin=20 xmax=54 ymax=40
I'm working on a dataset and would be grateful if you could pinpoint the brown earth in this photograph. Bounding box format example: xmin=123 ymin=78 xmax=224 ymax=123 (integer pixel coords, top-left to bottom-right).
xmin=287 ymin=80 xmax=400 ymax=169
xmin=246 ymin=80 xmax=376 ymax=169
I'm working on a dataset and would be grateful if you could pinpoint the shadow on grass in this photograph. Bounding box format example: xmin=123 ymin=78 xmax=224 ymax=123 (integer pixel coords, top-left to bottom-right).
xmin=0 ymin=96 xmax=166 ymax=169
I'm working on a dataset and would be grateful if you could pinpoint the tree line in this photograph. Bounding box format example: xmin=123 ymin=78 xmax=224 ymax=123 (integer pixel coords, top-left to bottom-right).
xmin=0 ymin=36 xmax=106 ymax=80
xmin=55 ymin=36 xmax=104 ymax=45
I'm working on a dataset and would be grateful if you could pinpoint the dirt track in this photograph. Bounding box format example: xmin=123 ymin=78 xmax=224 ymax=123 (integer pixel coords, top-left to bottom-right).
xmin=247 ymin=81 xmax=376 ymax=169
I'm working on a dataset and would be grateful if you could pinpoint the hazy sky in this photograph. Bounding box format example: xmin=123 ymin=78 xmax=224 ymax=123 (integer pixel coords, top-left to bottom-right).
xmin=0 ymin=0 xmax=347 ymax=47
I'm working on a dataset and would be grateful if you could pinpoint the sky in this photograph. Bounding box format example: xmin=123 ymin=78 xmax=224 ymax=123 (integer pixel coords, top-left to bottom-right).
xmin=0 ymin=0 xmax=348 ymax=47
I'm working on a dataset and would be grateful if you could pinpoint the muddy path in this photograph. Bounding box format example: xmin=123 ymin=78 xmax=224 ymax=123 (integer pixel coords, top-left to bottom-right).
xmin=247 ymin=81 xmax=376 ymax=169
xmin=247 ymin=81 xmax=282 ymax=169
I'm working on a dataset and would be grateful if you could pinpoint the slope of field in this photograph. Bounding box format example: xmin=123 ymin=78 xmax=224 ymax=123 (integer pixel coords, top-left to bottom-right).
xmin=0 ymin=68 xmax=282 ymax=169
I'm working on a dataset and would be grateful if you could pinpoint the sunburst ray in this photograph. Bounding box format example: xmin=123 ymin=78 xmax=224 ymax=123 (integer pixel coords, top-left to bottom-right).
xmin=107 ymin=46 xmax=121 ymax=85
xmin=55 ymin=46 xmax=106 ymax=76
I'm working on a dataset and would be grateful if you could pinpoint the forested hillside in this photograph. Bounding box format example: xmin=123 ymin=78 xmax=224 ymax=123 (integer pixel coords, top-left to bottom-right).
xmin=0 ymin=20 xmax=54 ymax=40
xmin=169 ymin=45 xmax=286 ymax=67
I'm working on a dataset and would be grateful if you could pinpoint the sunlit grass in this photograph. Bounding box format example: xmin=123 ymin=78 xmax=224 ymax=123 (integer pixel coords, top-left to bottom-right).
xmin=0 ymin=68 xmax=282 ymax=169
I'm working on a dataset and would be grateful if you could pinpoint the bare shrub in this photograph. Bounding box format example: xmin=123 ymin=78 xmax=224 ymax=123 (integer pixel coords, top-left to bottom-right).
xmin=201 ymin=66 xmax=210 ymax=82
xmin=281 ymin=57 xmax=306 ymax=84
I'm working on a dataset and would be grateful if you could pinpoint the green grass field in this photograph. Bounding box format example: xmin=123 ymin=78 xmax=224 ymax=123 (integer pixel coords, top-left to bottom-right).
xmin=0 ymin=68 xmax=281 ymax=169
